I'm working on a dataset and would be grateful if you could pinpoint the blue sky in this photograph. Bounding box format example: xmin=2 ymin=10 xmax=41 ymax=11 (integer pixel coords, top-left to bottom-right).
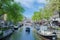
xmin=15 ymin=0 xmax=47 ymax=18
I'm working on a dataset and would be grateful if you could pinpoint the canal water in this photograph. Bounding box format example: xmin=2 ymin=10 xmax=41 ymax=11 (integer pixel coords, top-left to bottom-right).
xmin=20 ymin=26 xmax=35 ymax=40
xmin=7 ymin=26 xmax=35 ymax=40
xmin=3 ymin=25 xmax=51 ymax=40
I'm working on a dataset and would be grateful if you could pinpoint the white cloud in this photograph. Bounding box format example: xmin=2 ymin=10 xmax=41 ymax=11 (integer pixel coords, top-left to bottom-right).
xmin=15 ymin=0 xmax=47 ymax=9
xmin=15 ymin=0 xmax=47 ymax=18
xmin=15 ymin=0 xmax=35 ymax=8
xmin=36 ymin=0 xmax=47 ymax=4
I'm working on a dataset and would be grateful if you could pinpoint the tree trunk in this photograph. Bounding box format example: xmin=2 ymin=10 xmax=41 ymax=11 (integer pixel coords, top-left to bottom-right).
xmin=58 ymin=0 xmax=60 ymax=18
xmin=59 ymin=12 xmax=60 ymax=18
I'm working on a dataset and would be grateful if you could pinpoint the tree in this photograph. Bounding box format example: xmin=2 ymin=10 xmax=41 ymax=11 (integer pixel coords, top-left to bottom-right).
xmin=7 ymin=2 xmax=24 ymax=23
xmin=43 ymin=8 xmax=53 ymax=20
xmin=32 ymin=11 xmax=43 ymax=21
xmin=46 ymin=0 xmax=60 ymax=17
xmin=32 ymin=8 xmax=53 ymax=21
xmin=0 ymin=0 xmax=14 ymax=16
xmin=0 ymin=0 xmax=24 ymax=24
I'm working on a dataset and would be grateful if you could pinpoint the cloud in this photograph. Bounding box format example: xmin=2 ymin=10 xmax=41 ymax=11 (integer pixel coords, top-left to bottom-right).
xmin=15 ymin=0 xmax=47 ymax=9
xmin=36 ymin=0 xmax=47 ymax=4
xmin=15 ymin=0 xmax=47 ymax=18
xmin=15 ymin=0 xmax=35 ymax=8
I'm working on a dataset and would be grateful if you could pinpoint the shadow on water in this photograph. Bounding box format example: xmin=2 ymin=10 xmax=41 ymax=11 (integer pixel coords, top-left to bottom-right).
xmin=26 ymin=31 xmax=30 ymax=34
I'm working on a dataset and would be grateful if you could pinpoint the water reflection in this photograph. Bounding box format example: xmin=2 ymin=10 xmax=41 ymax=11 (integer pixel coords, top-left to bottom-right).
xmin=20 ymin=26 xmax=34 ymax=40
xmin=5 ymin=26 xmax=35 ymax=40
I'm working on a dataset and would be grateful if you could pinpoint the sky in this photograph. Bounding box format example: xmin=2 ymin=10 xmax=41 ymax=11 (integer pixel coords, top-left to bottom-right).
xmin=15 ymin=0 xmax=47 ymax=18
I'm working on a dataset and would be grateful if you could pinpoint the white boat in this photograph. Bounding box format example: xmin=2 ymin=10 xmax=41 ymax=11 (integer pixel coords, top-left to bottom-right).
xmin=37 ymin=26 xmax=57 ymax=40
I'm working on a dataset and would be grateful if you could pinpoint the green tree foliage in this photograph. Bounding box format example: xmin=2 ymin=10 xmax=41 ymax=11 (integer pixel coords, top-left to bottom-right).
xmin=32 ymin=0 xmax=60 ymax=21
xmin=46 ymin=0 xmax=60 ymax=13
xmin=0 ymin=0 xmax=14 ymax=15
xmin=43 ymin=8 xmax=53 ymax=20
xmin=46 ymin=0 xmax=60 ymax=17
xmin=32 ymin=11 xmax=43 ymax=21
xmin=0 ymin=0 xmax=24 ymax=24
xmin=32 ymin=8 xmax=53 ymax=21
xmin=7 ymin=2 xmax=24 ymax=23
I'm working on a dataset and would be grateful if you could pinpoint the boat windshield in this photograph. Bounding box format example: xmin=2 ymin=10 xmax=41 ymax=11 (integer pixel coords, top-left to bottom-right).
xmin=40 ymin=26 xmax=49 ymax=31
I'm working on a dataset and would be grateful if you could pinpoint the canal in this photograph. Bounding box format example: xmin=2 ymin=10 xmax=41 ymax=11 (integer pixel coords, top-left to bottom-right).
xmin=2 ymin=25 xmax=58 ymax=40
xmin=5 ymin=26 xmax=37 ymax=40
